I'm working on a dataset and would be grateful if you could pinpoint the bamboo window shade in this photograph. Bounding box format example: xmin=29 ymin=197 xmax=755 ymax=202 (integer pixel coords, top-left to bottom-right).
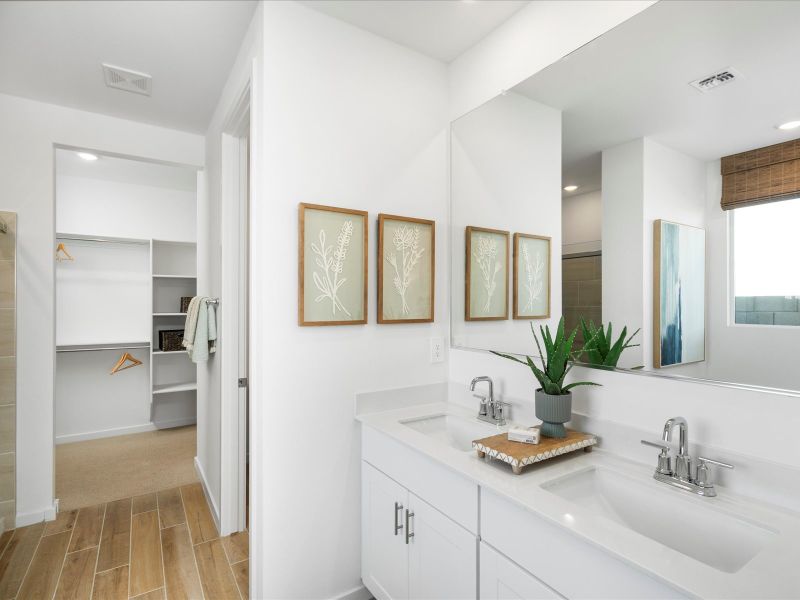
xmin=721 ymin=138 xmax=800 ymax=210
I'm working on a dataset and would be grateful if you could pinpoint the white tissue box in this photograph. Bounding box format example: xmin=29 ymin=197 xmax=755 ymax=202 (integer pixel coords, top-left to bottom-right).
xmin=508 ymin=425 xmax=540 ymax=445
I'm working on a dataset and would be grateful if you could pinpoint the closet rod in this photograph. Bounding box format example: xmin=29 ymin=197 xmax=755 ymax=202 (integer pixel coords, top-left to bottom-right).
xmin=57 ymin=344 xmax=150 ymax=353
xmin=56 ymin=235 xmax=149 ymax=246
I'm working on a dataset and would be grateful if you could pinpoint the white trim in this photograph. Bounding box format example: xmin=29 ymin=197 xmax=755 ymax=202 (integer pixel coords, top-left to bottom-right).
xmin=54 ymin=418 xmax=197 ymax=445
xmin=335 ymin=585 xmax=372 ymax=600
xmin=220 ymin=75 xmax=251 ymax=537
xmin=17 ymin=502 xmax=58 ymax=527
xmin=194 ymin=456 xmax=221 ymax=533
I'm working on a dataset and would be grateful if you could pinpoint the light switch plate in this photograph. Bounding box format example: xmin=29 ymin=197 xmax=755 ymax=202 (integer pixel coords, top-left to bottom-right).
xmin=430 ymin=337 xmax=444 ymax=363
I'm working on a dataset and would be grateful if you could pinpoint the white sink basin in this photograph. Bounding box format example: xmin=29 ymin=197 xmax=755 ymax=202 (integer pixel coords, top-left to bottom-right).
xmin=401 ymin=414 xmax=500 ymax=452
xmin=541 ymin=467 xmax=776 ymax=573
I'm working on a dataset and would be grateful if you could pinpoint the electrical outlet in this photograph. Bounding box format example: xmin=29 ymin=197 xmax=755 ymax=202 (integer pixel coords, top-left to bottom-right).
xmin=430 ymin=337 xmax=444 ymax=363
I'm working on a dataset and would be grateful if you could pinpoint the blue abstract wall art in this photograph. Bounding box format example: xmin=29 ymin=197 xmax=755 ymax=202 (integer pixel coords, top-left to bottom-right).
xmin=655 ymin=220 xmax=705 ymax=368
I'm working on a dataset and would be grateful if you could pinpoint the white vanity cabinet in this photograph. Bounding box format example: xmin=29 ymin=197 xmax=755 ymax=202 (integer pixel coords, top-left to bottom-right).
xmin=480 ymin=543 xmax=563 ymax=600
xmin=362 ymin=462 xmax=476 ymax=600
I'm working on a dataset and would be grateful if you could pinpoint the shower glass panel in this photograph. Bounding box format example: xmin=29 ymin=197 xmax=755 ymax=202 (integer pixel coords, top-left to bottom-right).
xmin=0 ymin=212 xmax=15 ymax=529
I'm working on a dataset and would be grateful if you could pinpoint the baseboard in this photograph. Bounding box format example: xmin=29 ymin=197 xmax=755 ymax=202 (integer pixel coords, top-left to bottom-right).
xmin=153 ymin=417 xmax=197 ymax=430
xmin=55 ymin=418 xmax=198 ymax=445
xmin=336 ymin=585 xmax=372 ymax=600
xmin=55 ymin=423 xmax=157 ymax=445
xmin=16 ymin=502 xmax=58 ymax=527
xmin=194 ymin=456 xmax=221 ymax=533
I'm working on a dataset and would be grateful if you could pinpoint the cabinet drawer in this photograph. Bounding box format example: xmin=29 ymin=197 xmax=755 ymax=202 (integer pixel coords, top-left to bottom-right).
xmin=481 ymin=490 xmax=686 ymax=599
xmin=480 ymin=542 xmax=563 ymax=600
xmin=362 ymin=425 xmax=478 ymax=533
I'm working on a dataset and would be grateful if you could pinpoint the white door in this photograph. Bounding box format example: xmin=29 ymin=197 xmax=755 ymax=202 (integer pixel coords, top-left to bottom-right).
xmin=480 ymin=543 xmax=564 ymax=600
xmin=407 ymin=492 xmax=476 ymax=600
xmin=362 ymin=462 xmax=409 ymax=600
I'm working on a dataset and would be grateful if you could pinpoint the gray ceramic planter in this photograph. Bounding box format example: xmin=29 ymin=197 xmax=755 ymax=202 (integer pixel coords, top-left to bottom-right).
xmin=535 ymin=389 xmax=572 ymax=438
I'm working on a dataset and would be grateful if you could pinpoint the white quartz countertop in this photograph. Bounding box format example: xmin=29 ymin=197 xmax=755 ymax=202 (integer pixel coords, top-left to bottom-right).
xmin=357 ymin=402 xmax=800 ymax=599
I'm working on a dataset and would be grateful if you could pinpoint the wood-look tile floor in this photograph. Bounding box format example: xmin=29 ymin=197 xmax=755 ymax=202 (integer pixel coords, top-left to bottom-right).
xmin=0 ymin=483 xmax=248 ymax=600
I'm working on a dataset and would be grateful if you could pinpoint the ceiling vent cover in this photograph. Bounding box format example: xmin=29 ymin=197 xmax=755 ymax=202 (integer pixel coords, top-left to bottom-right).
xmin=102 ymin=64 xmax=152 ymax=96
xmin=689 ymin=68 xmax=741 ymax=93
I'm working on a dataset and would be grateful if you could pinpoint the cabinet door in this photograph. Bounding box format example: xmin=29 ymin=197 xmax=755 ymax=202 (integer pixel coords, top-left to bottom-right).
xmin=408 ymin=492 xmax=477 ymax=600
xmin=362 ymin=462 xmax=409 ymax=600
xmin=480 ymin=543 xmax=564 ymax=600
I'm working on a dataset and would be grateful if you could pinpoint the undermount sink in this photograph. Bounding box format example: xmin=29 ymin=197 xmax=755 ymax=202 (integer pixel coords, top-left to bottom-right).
xmin=401 ymin=414 xmax=500 ymax=452
xmin=541 ymin=467 xmax=776 ymax=573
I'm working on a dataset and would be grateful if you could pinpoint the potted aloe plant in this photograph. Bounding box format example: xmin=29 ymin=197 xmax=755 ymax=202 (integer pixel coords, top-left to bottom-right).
xmin=578 ymin=318 xmax=640 ymax=368
xmin=491 ymin=318 xmax=599 ymax=438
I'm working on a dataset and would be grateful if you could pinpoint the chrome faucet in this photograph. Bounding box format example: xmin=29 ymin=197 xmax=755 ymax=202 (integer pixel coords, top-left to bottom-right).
xmin=642 ymin=416 xmax=734 ymax=497
xmin=469 ymin=376 xmax=508 ymax=426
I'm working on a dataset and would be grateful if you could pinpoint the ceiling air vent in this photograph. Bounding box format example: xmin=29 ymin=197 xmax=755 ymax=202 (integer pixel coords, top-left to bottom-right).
xmin=688 ymin=68 xmax=741 ymax=93
xmin=102 ymin=63 xmax=152 ymax=96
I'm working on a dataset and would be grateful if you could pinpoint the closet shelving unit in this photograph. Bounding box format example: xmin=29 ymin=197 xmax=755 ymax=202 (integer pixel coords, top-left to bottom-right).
xmin=150 ymin=240 xmax=198 ymax=422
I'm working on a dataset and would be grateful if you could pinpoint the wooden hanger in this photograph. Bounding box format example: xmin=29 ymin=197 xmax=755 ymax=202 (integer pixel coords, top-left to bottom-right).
xmin=55 ymin=242 xmax=74 ymax=262
xmin=110 ymin=352 xmax=143 ymax=375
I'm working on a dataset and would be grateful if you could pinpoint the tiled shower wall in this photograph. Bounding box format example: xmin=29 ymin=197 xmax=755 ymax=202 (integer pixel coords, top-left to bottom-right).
xmin=735 ymin=296 xmax=800 ymax=326
xmin=563 ymin=253 xmax=602 ymax=343
xmin=0 ymin=212 xmax=15 ymax=528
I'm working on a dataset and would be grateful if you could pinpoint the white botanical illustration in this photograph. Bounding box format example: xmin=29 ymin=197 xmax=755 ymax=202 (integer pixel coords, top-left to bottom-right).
xmin=521 ymin=242 xmax=545 ymax=313
xmin=310 ymin=220 xmax=354 ymax=317
xmin=472 ymin=234 xmax=502 ymax=313
xmin=384 ymin=224 xmax=426 ymax=316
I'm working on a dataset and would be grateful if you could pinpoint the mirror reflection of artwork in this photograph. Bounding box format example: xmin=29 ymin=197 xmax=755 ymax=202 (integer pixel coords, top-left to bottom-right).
xmin=654 ymin=220 xmax=705 ymax=367
xmin=378 ymin=214 xmax=435 ymax=323
xmin=513 ymin=233 xmax=551 ymax=319
xmin=299 ymin=203 xmax=367 ymax=326
xmin=466 ymin=226 xmax=509 ymax=321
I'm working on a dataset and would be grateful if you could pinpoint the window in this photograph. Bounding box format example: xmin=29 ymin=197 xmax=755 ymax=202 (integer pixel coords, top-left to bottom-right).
xmin=732 ymin=197 xmax=800 ymax=326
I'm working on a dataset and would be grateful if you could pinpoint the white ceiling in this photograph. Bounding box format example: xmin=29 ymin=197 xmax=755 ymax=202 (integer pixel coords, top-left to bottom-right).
xmin=56 ymin=149 xmax=198 ymax=192
xmin=512 ymin=1 xmax=800 ymax=197
xmin=0 ymin=1 xmax=258 ymax=133
xmin=300 ymin=0 xmax=529 ymax=62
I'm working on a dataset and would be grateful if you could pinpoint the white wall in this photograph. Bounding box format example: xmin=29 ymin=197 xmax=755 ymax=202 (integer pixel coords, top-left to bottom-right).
xmin=451 ymin=91 xmax=561 ymax=355
xmin=56 ymin=175 xmax=196 ymax=242
xmin=250 ymin=2 xmax=448 ymax=597
xmin=0 ymin=92 xmax=202 ymax=524
xmin=602 ymin=139 xmax=645 ymax=367
xmin=562 ymin=189 xmax=601 ymax=254
xmin=200 ymin=1 xmax=263 ymax=532
xmin=448 ymin=0 xmax=656 ymax=119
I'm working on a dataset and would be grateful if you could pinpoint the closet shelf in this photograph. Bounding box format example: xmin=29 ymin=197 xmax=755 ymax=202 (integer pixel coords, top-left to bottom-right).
xmin=153 ymin=312 xmax=187 ymax=317
xmin=152 ymin=350 xmax=188 ymax=356
xmin=153 ymin=274 xmax=197 ymax=279
xmin=153 ymin=382 xmax=197 ymax=395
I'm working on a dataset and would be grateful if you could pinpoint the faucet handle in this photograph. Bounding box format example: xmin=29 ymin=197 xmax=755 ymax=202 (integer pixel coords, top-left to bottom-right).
xmin=641 ymin=439 xmax=670 ymax=451
xmin=695 ymin=456 xmax=734 ymax=490
xmin=641 ymin=440 xmax=672 ymax=475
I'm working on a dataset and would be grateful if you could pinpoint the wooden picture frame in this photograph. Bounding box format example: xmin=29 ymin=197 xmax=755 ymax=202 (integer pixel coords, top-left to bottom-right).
xmin=513 ymin=233 xmax=551 ymax=319
xmin=377 ymin=213 xmax=435 ymax=324
xmin=653 ymin=219 xmax=706 ymax=368
xmin=299 ymin=203 xmax=368 ymax=326
xmin=465 ymin=226 xmax=509 ymax=321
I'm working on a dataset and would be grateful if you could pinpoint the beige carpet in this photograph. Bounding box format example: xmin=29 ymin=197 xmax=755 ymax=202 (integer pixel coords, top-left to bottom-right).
xmin=56 ymin=425 xmax=199 ymax=510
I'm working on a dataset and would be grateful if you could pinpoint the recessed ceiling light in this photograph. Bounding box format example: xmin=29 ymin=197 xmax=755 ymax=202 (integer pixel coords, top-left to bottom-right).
xmin=76 ymin=152 xmax=98 ymax=161
xmin=777 ymin=120 xmax=800 ymax=131
xmin=563 ymin=185 xmax=579 ymax=192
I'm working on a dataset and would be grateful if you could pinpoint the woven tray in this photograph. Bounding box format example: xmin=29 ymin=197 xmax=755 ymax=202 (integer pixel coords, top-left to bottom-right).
xmin=473 ymin=429 xmax=597 ymax=474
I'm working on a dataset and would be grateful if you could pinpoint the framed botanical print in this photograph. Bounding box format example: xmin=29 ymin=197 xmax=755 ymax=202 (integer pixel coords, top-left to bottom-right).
xmin=653 ymin=219 xmax=705 ymax=368
xmin=513 ymin=233 xmax=551 ymax=319
xmin=299 ymin=203 xmax=368 ymax=326
xmin=378 ymin=214 xmax=435 ymax=324
xmin=465 ymin=226 xmax=509 ymax=321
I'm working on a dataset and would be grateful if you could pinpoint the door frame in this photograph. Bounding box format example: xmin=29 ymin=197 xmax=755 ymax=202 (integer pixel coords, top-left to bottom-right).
xmin=220 ymin=80 xmax=251 ymax=536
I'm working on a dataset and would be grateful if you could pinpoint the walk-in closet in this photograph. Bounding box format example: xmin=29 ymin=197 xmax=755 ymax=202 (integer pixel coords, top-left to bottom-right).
xmin=54 ymin=149 xmax=201 ymax=510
